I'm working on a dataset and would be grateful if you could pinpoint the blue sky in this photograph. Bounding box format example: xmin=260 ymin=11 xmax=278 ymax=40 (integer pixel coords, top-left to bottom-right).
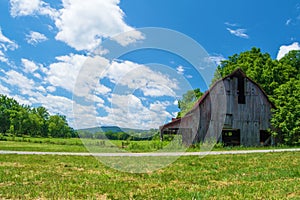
xmin=0 ymin=0 xmax=300 ymax=129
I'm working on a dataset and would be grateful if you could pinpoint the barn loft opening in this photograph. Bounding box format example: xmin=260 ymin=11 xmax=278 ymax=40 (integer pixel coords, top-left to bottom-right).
xmin=237 ymin=76 xmax=246 ymax=104
xmin=222 ymin=129 xmax=241 ymax=146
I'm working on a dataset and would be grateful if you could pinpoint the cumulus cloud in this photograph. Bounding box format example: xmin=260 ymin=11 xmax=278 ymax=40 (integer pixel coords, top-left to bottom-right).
xmin=71 ymin=59 xmax=181 ymax=129
xmin=10 ymin=0 xmax=58 ymax=19
xmin=105 ymin=60 xmax=178 ymax=97
xmin=226 ymin=28 xmax=249 ymax=39
xmin=46 ymin=54 xmax=87 ymax=92
xmin=97 ymin=94 xmax=173 ymax=129
xmin=54 ymin=0 xmax=144 ymax=51
xmin=277 ymin=42 xmax=300 ymax=60
xmin=26 ymin=31 xmax=48 ymax=45
xmin=21 ymin=58 xmax=41 ymax=73
xmin=46 ymin=54 xmax=110 ymax=111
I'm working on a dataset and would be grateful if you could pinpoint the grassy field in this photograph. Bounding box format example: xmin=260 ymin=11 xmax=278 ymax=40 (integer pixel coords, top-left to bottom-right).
xmin=0 ymin=136 xmax=298 ymax=153
xmin=0 ymin=137 xmax=171 ymax=153
xmin=0 ymin=152 xmax=299 ymax=199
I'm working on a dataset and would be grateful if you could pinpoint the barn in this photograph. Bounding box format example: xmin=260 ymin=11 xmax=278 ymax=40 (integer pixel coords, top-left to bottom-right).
xmin=160 ymin=68 xmax=275 ymax=146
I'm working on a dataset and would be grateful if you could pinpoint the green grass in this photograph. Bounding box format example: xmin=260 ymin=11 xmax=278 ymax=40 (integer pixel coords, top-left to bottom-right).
xmin=0 ymin=152 xmax=299 ymax=199
xmin=0 ymin=136 xmax=175 ymax=153
xmin=0 ymin=136 xmax=299 ymax=154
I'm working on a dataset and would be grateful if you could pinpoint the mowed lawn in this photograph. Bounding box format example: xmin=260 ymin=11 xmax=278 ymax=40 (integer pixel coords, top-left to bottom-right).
xmin=0 ymin=152 xmax=299 ymax=199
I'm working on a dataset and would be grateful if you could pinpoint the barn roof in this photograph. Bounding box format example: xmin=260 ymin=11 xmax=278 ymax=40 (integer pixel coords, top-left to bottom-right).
xmin=160 ymin=68 xmax=275 ymax=130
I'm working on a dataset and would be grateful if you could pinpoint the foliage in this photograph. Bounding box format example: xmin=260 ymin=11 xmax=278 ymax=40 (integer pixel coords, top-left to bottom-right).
xmin=177 ymin=88 xmax=203 ymax=118
xmin=214 ymin=48 xmax=300 ymax=145
xmin=271 ymin=79 xmax=300 ymax=145
xmin=0 ymin=94 xmax=76 ymax=138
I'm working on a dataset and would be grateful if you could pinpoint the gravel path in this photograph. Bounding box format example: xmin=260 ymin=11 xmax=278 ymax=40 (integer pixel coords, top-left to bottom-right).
xmin=0 ymin=148 xmax=299 ymax=157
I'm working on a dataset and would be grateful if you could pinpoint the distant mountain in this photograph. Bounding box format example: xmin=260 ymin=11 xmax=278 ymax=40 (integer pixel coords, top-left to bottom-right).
xmin=78 ymin=126 xmax=150 ymax=134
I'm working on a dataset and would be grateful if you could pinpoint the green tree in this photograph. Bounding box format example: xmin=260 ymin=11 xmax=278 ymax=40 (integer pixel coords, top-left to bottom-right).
xmin=0 ymin=95 xmax=19 ymax=133
xmin=271 ymin=79 xmax=300 ymax=145
xmin=33 ymin=107 xmax=50 ymax=137
xmin=177 ymin=88 xmax=203 ymax=118
xmin=48 ymin=115 xmax=72 ymax=138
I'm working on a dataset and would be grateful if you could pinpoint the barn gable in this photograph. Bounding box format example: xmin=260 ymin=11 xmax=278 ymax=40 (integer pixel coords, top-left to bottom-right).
xmin=160 ymin=68 xmax=275 ymax=146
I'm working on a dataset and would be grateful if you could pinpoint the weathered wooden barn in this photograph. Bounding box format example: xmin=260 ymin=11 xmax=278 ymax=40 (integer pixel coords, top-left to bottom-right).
xmin=160 ymin=68 xmax=275 ymax=146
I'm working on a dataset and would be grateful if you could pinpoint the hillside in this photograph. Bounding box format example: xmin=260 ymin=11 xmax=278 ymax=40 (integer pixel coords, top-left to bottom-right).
xmin=78 ymin=126 xmax=150 ymax=134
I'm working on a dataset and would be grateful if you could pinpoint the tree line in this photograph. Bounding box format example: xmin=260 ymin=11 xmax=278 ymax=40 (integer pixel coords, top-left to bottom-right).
xmin=177 ymin=48 xmax=299 ymax=145
xmin=78 ymin=129 xmax=159 ymax=141
xmin=0 ymin=95 xmax=77 ymax=138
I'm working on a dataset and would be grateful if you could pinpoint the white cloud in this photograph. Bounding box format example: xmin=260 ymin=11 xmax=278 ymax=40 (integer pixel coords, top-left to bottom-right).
xmin=65 ymin=55 xmax=111 ymax=99
xmin=40 ymin=94 xmax=74 ymax=116
xmin=113 ymin=30 xmax=145 ymax=47
xmin=1 ymin=70 xmax=36 ymax=96
xmin=36 ymin=85 xmax=46 ymax=93
xmin=54 ymin=0 xmax=143 ymax=51
xmin=46 ymin=86 xmax=56 ymax=93
xmin=10 ymin=0 xmax=58 ymax=19
xmin=10 ymin=0 xmax=41 ymax=16
xmin=72 ymin=102 xmax=99 ymax=128
xmin=176 ymin=65 xmax=184 ymax=75
xmin=0 ymin=50 xmax=8 ymax=63
xmin=224 ymin=22 xmax=239 ymax=27
xmin=209 ymin=54 xmax=226 ymax=65
xmin=105 ymin=61 xmax=178 ymax=97
xmin=33 ymin=73 xmax=42 ymax=79
xmin=46 ymin=54 xmax=87 ymax=92
xmin=26 ymin=31 xmax=48 ymax=45
xmin=0 ymin=84 xmax=10 ymax=95
xmin=0 ymin=28 xmax=18 ymax=51
xmin=97 ymin=94 xmax=173 ymax=129
xmin=21 ymin=58 xmax=41 ymax=73
xmin=226 ymin=28 xmax=249 ymax=39
xmin=94 ymin=84 xmax=111 ymax=95
xmin=173 ymin=100 xmax=178 ymax=106
xmin=277 ymin=42 xmax=300 ymax=60
xmin=286 ymin=19 xmax=292 ymax=26
xmin=46 ymin=53 xmax=111 ymax=105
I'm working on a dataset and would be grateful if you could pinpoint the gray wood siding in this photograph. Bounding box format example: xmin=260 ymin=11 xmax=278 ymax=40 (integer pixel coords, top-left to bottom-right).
xmin=161 ymin=69 xmax=273 ymax=146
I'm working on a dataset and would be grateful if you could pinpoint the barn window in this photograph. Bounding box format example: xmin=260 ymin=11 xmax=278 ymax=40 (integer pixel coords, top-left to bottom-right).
xmin=237 ymin=77 xmax=245 ymax=104
xmin=222 ymin=129 xmax=241 ymax=146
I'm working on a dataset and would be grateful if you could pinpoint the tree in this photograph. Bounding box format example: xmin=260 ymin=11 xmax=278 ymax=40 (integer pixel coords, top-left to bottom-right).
xmin=271 ymin=78 xmax=300 ymax=145
xmin=0 ymin=95 xmax=19 ymax=133
xmin=33 ymin=107 xmax=50 ymax=137
xmin=177 ymin=88 xmax=203 ymax=118
xmin=0 ymin=94 xmax=75 ymax=138
xmin=48 ymin=115 xmax=72 ymax=138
